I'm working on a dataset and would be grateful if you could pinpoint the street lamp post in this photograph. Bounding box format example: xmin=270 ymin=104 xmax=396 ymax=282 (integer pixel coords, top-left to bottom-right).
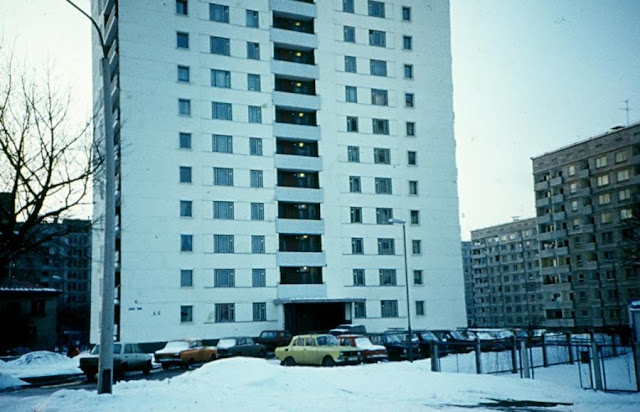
xmin=66 ymin=0 xmax=116 ymax=394
xmin=389 ymin=218 xmax=413 ymax=362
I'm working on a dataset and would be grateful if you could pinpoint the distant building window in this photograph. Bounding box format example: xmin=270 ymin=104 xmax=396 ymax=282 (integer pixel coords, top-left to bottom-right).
xmin=598 ymin=193 xmax=611 ymax=205
xmin=615 ymin=151 xmax=628 ymax=163
xmin=180 ymin=234 xmax=193 ymax=252
xmin=619 ymin=189 xmax=631 ymax=201
xmin=179 ymin=166 xmax=192 ymax=183
xmin=176 ymin=0 xmax=188 ymax=15
xmin=350 ymin=207 xmax=362 ymax=223
xmin=251 ymin=203 xmax=265 ymax=220
xmin=354 ymin=302 xmax=366 ymax=318
xmin=351 ymin=237 xmax=364 ymax=254
xmin=345 ymin=86 xmax=358 ymax=103
xmin=349 ymin=176 xmax=361 ymax=193
xmin=213 ymin=201 xmax=234 ymax=219
xmin=409 ymin=180 xmax=418 ymax=195
xmin=402 ymin=6 xmax=411 ymax=21
xmin=375 ymin=177 xmax=392 ymax=194
xmin=211 ymin=69 xmax=231 ymax=88
xmin=215 ymin=303 xmax=235 ymax=322
xmin=344 ymin=26 xmax=356 ymax=43
xmin=412 ymin=239 xmax=421 ymax=255
xmin=180 ymin=269 xmax=193 ymax=287
xmin=347 ymin=116 xmax=359 ymax=132
xmin=209 ymin=4 xmax=229 ymax=22
xmin=410 ymin=210 xmax=420 ymax=225
xmin=406 ymin=122 xmax=415 ymax=136
xmin=212 ymin=102 xmax=233 ymax=120
xmin=177 ymin=65 xmax=190 ymax=82
xmin=596 ymin=175 xmax=609 ymax=187
xmin=370 ymin=59 xmax=387 ymax=76
xmin=251 ymin=235 xmax=265 ymax=253
xmin=252 ymin=269 xmax=266 ymax=287
xmin=247 ymin=42 xmax=260 ymax=60
xmin=250 ymin=170 xmax=263 ymax=187
xmin=246 ymin=10 xmax=259 ymax=27
xmin=405 ymin=93 xmax=414 ymax=108
xmin=621 ymin=209 xmax=633 ymax=220
xmin=381 ymin=300 xmax=398 ymax=318
xmin=212 ymin=134 xmax=233 ymax=153
xmin=214 ymin=234 xmax=234 ymax=253
xmin=404 ymin=64 xmax=413 ymax=79
xmin=376 ymin=208 xmax=393 ymax=224
xmin=177 ymin=32 xmax=189 ymax=48
xmin=214 ymin=167 xmax=234 ymax=186
xmin=210 ymin=36 xmax=230 ymax=55
xmin=413 ymin=270 xmax=423 ymax=285
xmin=377 ymin=239 xmax=395 ymax=255
xmin=600 ymin=212 xmax=612 ymax=224
xmin=250 ymin=138 xmax=263 ymax=155
xmin=353 ymin=269 xmax=365 ymax=286
xmin=345 ymin=56 xmax=357 ymax=73
xmin=374 ymin=148 xmax=391 ymax=164
xmin=180 ymin=200 xmax=192 ymax=217
xmin=343 ymin=0 xmax=354 ymax=13
xmin=347 ymin=145 xmax=360 ymax=162
xmin=369 ymin=30 xmax=386 ymax=47
xmin=214 ymin=269 xmax=235 ymax=287
xmin=368 ymin=0 xmax=385 ymax=18
xmin=248 ymin=74 xmax=261 ymax=91
xmin=248 ymin=106 xmax=262 ymax=123
xmin=372 ymin=119 xmax=389 ymax=135
xmin=179 ymin=132 xmax=192 ymax=149
xmin=178 ymin=99 xmax=191 ymax=116
xmin=595 ymin=156 xmax=607 ymax=168
xmin=408 ymin=151 xmax=417 ymax=165
xmin=403 ymin=35 xmax=413 ymax=50
xmin=416 ymin=301 xmax=425 ymax=316
xmin=617 ymin=169 xmax=630 ymax=182
xmin=253 ymin=303 xmax=267 ymax=321
xmin=180 ymin=305 xmax=193 ymax=322
xmin=371 ymin=89 xmax=388 ymax=106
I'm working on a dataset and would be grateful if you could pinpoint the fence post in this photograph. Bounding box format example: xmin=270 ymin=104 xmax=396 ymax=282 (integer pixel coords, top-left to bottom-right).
xmin=634 ymin=343 xmax=640 ymax=392
xmin=566 ymin=332 xmax=573 ymax=365
xmin=430 ymin=342 xmax=440 ymax=372
xmin=475 ymin=339 xmax=483 ymax=374
xmin=520 ymin=340 xmax=531 ymax=379
xmin=591 ymin=340 xmax=603 ymax=391
xmin=510 ymin=337 xmax=517 ymax=373
xmin=542 ymin=333 xmax=548 ymax=367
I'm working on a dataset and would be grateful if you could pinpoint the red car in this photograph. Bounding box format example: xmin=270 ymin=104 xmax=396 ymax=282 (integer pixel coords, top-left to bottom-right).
xmin=338 ymin=334 xmax=388 ymax=363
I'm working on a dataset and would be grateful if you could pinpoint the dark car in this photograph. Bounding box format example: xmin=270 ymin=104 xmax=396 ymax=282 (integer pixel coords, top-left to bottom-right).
xmin=216 ymin=337 xmax=267 ymax=358
xmin=79 ymin=342 xmax=152 ymax=381
xmin=255 ymin=330 xmax=293 ymax=352
xmin=430 ymin=329 xmax=476 ymax=354
xmin=368 ymin=332 xmax=420 ymax=361
xmin=412 ymin=330 xmax=445 ymax=358
xmin=329 ymin=324 xmax=367 ymax=336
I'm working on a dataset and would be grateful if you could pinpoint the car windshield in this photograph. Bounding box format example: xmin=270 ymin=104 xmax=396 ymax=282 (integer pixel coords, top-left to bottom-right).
xmin=90 ymin=344 xmax=122 ymax=355
xmin=217 ymin=338 xmax=236 ymax=348
xmin=449 ymin=331 xmax=467 ymax=340
xmin=476 ymin=332 xmax=494 ymax=340
xmin=420 ymin=332 xmax=437 ymax=341
xmin=260 ymin=331 xmax=277 ymax=339
xmin=384 ymin=334 xmax=402 ymax=343
xmin=164 ymin=341 xmax=189 ymax=351
xmin=354 ymin=337 xmax=375 ymax=349
xmin=316 ymin=335 xmax=339 ymax=346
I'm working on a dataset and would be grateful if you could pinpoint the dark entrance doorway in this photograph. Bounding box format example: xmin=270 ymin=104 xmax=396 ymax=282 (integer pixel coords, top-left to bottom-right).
xmin=284 ymin=303 xmax=346 ymax=335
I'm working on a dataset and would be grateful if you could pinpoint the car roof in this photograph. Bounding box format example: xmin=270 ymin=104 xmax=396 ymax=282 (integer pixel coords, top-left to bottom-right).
xmin=337 ymin=334 xmax=365 ymax=339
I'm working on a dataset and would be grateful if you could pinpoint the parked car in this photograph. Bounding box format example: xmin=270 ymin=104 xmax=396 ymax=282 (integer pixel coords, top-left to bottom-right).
xmin=338 ymin=334 xmax=388 ymax=363
xmin=216 ymin=337 xmax=266 ymax=358
xmin=329 ymin=324 xmax=367 ymax=336
xmin=368 ymin=332 xmax=420 ymax=361
xmin=154 ymin=339 xmax=217 ymax=369
xmin=275 ymin=334 xmax=362 ymax=366
xmin=255 ymin=330 xmax=293 ymax=352
xmin=430 ymin=330 xmax=476 ymax=353
xmin=412 ymin=330 xmax=444 ymax=358
xmin=80 ymin=342 xmax=152 ymax=381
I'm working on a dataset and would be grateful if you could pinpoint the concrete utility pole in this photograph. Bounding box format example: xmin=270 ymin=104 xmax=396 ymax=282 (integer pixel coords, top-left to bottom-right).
xmin=66 ymin=0 xmax=116 ymax=394
xmin=389 ymin=218 xmax=413 ymax=362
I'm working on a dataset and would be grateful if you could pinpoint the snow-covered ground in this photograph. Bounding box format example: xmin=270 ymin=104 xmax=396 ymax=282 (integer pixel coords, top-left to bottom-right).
xmin=0 ymin=352 xmax=82 ymax=381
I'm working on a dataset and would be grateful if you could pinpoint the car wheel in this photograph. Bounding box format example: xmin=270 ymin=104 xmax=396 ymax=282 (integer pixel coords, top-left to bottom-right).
xmin=161 ymin=363 xmax=170 ymax=370
xmin=209 ymin=354 xmax=216 ymax=362
xmin=282 ymin=357 xmax=295 ymax=366
xmin=322 ymin=356 xmax=336 ymax=367
xmin=143 ymin=361 xmax=152 ymax=375
xmin=258 ymin=350 xmax=266 ymax=358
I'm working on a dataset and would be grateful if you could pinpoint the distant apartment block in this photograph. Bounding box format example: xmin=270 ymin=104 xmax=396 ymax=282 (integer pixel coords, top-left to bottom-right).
xmin=469 ymin=218 xmax=544 ymax=328
xmin=532 ymin=123 xmax=640 ymax=329
xmin=461 ymin=241 xmax=474 ymax=322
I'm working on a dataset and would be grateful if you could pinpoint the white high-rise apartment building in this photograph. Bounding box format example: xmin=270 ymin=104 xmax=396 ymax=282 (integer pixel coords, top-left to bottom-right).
xmin=90 ymin=0 xmax=466 ymax=344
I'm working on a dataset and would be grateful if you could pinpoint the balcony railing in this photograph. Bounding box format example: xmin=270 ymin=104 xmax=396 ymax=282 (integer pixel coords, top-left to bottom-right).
xmin=278 ymin=202 xmax=321 ymax=219
xmin=274 ymin=46 xmax=315 ymax=65
xmin=277 ymin=170 xmax=319 ymax=189
xmin=273 ymin=16 xmax=314 ymax=33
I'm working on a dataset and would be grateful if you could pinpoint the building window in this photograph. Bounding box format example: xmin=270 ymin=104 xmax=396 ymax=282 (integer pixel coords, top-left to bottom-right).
xmin=416 ymin=301 xmax=425 ymax=316
xmin=347 ymin=116 xmax=359 ymax=132
xmin=379 ymin=269 xmax=397 ymax=286
xmin=370 ymin=59 xmax=387 ymax=76
xmin=372 ymin=118 xmax=389 ymax=135
xmin=179 ymin=166 xmax=192 ymax=183
xmin=180 ymin=269 xmax=193 ymax=287
xmin=180 ymin=305 xmax=193 ymax=323
xmin=247 ymin=74 xmax=261 ymax=91
xmin=377 ymin=238 xmax=395 ymax=255
xmin=600 ymin=212 xmax=612 ymax=224
xmin=404 ymin=64 xmax=413 ymax=79
xmin=252 ymin=269 xmax=266 ymax=287
xmin=568 ymin=165 xmax=575 ymax=176
xmin=176 ymin=0 xmax=188 ymax=15
xmin=403 ymin=35 xmax=413 ymax=50
xmin=374 ymin=148 xmax=391 ymax=164
xmin=211 ymin=69 xmax=231 ymax=88
xmin=251 ymin=203 xmax=265 ymax=220
xmin=375 ymin=177 xmax=392 ymax=194
xmin=598 ymin=193 xmax=611 ymax=205
xmin=181 ymin=234 xmax=193 ymax=252
xmin=353 ymin=269 xmax=365 ymax=286
xmin=347 ymin=145 xmax=360 ymax=162
xmin=248 ymin=106 xmax=262 ymax=123
xmin=247 ymin=42 xmax=260 ymax=59
xmin=569 ymin=182 xmax=577 ymax=194
xmin=351 ymin=237 xmax=364 ymax=254
xmin=410 ymin=210 xmax=420 ymax=225
xmin=381 ymin=300 xmax=398 ymax=318
xmin=214 ymin=167 xmax=234 ymax=186
xmin=210 ymin=36 xmax=230 ymax=55
xmin=212 ymin=102 xmax=233 ymax=120
xmin=179 ymin=132 xmax=192 ymax=149
xmin=619 ymin=189 xmax=631 ymax=201
xmin=349 ymin=176 xmax=361 ymax=193
xmin=413 ymin=270 xmax=423 ymax=285
xmin=177 ymin=65 xmax=190 ymax=82
xmin=354 ymin=302 xmax=366 ymax=318
xmin=409 ymin=180 xmax=418 ymax=195
xmin=402 ymin=6 xmax=411 ymax=21
xmin=595 ymin=155 xmax=607 ymax=168
xmin=178 ymin=99 xmax=191 ymax=116
xmin=180 ymin=200 xmax=193 ymax=217
xmin=246 ymin=10 xmax=259 ymax=27
xmin=345 ymin=86 xmax=358 ymax=103
xmin=615 ymin=150 xmax=628 ymax=163
xmin=213 ymin=201 xmax=234 ymax=219
xmin=405 ymin=93 xmax=414 ymax=108
xmin=215 ymin=303 xmax=235 ymax=322
xmin=369 ymin=30 xmax=386 ymax=47
xmin=617 ymin=169 xmax=630 ymax=182
xmin=408 ymin=151 xmax=417 ymax=165
xmin=344 ymin=26 xmax=356 ymax=43
xmin=214 ymin=234 xmax=234 ymax=253
xmin=209 ymin=3 xmax=229 ymax=22
xmin=345 ymin=56 xmax=357 ymax=73
xmin=343 ymin=0 xmax=354 ymax=13
xmin=596 ymin=175 xmax=609 ymax=187
xmin=621 ymin=209 xmax=633 ymax=220
xmin=177 ymin=32 xmax=189 ymax=49
xmin=376 ymin=208 xmax=392 ymax=224
xmin=371 ymin=89 xmax=388 ymax=106
xmin=214 ymin=269 xmax=235 ymax=287
xmin=250 ymin=137 xmax=263 ymax=155
xmin=406 ymin=122 xmax=415 ymax=136
xmin=412 ymin=239 xmax=421 ymax=255
xmin=253 ymin=303 xmax=267 ymax=321
xmin=368 ymin=0 xmax=385 ymax=18
xmin=350 ymin=207 xmax=362 ymax=223
xmin=251 ymin=235 xmax=265 ymax=253
xmin=212 ymin=134 xmax=233 ymax=153
xmin=250 ymin=170 xmax=263 ymax=187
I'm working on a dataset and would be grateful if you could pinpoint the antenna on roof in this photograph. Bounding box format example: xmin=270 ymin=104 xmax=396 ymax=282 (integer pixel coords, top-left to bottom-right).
xmin=619 ymin=99 xmax=630 ymax=126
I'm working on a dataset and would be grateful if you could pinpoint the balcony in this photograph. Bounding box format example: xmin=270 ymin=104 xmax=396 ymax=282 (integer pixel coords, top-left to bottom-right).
xmin=273 ymin=15 xmax=314 ymax=34
xmin=275 ymin=154 xmax=322 ymax=171
xmin=279 ymin=234 xmax=322 ymax=252
xmin=535 ymin=197 xmax=550 ymax=208
xmin=541 ymin=265 xmax=570 ymax=275
xmin=104 ymin=13 xmax=118 ymax=48
xmin=277 ymin=251 xmax=326 ymax=266
xmin=534 ymin=180 xmax=549 ymax=191
xmin=277 ymin=138 xmax=318 ymax=156
xmin=271 ymin=59 xmax=319 ymax=79
xmin=280 ymin=266 xmax=322 ymax=284
xmin=552 ymin=211 xmax=566 ymax=221
xmin=550 ymin=176 xmax=563 ymax=187
xmin=551 ymin=194 xmax=564 ymax=204
xmin=270 ymin=0 xmax=317 ymax=18
xmin=276 ymin=218 xmax=324 ymax=234
xmin=277 ymin=283 xmax=327 ymax=301
xmin=273 ymin=91 xmax=320 ymax=110
xmin=278 ymin=201 xmax=320 ymax=220
xmin=537 ymin=214 xmax=551 ymax=224
xmin=567 ymin=224 xmax=594 ymax=235
xmin=275 ymin=186 xmax=323 ymax=203
xmin=276 ymin=108 xmax=317 ymax=126
xmin=273 ymin=123 xmax=321 ymax=141
xmin=271 ymin=28 xmax=317 ymax=49
xmin=578 ymin=169 xmax=590 ymax=178
xmin=277 ymin=170 xmax=319 ymax=188
xmin=579 ymin=205 xmax=593 ymax=214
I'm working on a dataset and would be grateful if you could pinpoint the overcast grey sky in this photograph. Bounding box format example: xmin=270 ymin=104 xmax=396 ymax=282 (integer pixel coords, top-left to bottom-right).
xmin=2 ymin=0 xmax=639 ymax=239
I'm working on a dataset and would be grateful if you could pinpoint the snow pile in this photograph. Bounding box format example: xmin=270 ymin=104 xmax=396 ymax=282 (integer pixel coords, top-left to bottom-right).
xmin=35 ymin=358 xmax=640 ymax=412
xmin=0 ymin=372 xmax=29 ymax=391
xmin=0 ymin=351 xmax=81 ymax=379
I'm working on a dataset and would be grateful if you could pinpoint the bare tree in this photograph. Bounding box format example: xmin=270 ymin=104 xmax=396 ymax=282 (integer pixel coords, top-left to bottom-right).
xmin=0 ymin=49 xmax=99 ymax=279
